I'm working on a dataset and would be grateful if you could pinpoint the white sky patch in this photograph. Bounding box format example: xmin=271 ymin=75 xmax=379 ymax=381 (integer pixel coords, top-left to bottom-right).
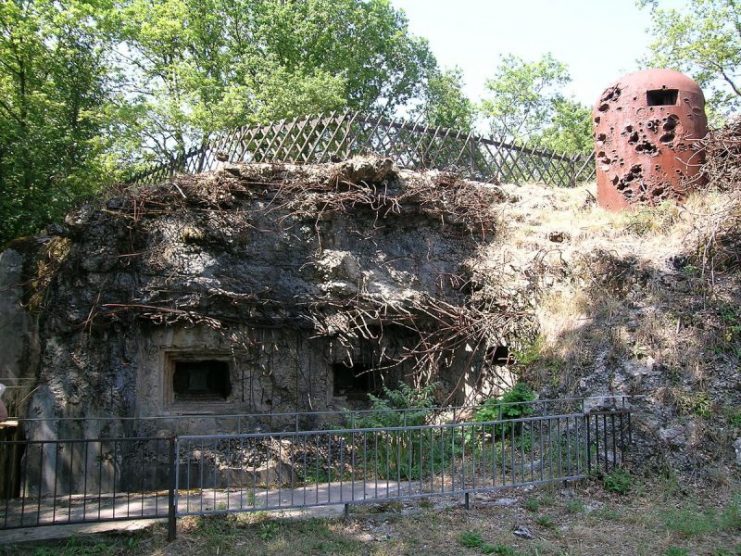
xmin=391 ymin=0 xmax=690 ymax=107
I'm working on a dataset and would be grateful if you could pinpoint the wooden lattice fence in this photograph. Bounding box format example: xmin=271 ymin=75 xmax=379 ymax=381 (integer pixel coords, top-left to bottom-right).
xmin=126 ymin=112 xmax=596 ymax=187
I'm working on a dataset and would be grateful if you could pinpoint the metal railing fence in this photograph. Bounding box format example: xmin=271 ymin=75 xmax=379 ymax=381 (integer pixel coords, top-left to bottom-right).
xmin=0 ymin=436 xmax=173 ymax=530
xmin=125 ymin=112 xmax=597 ymax=188
xmin=7 ymin=396 xmax=623 ymax=436
xmin=0 ymin=405 xmax=630 ymax=540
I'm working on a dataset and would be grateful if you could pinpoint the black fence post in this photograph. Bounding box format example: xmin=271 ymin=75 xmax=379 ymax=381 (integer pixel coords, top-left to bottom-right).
xmin=167 ymin=436 xmax=177 ymax=542
xmin=585 ymin=414 xmax=592 ymax=475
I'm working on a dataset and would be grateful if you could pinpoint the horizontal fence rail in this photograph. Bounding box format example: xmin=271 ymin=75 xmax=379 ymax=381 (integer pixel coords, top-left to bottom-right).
xmin=0 ymin=400 xmax=631 ymax=539
xmin=175 ymin=410 xmax=629 ymax=519
xmin=7 ymin=396 xmax=626 ymax=437
xmin=125 ymin=112 xmax=597 ymax=188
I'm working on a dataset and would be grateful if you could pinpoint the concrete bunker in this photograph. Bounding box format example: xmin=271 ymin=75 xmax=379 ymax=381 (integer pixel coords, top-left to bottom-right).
xmin=0 ymin=157 xmax=530 ymax=494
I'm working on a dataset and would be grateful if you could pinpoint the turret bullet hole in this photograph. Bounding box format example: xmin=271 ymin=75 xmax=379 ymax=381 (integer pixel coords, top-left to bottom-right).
xmin=663 ymin=115 xmax=678 ymax=130
xmin=594 ymin=116 xmax=601 ymax=124
xmin=600 ymin=85 xmax=621 ymax=103
xmin=628 ymin=132 xmax=639 ymax=144
xmin=635 ymin=141 xmax=659 ymax=155
xmin=596 ymin=133 xmax=607 ymax=145
xmin=646 ymin=119 xmax=660 ymax=133
xmin=659 ymin=133 xmax=674 ymax=143
xmin=599 ymin=103 xmax=610 ymax=112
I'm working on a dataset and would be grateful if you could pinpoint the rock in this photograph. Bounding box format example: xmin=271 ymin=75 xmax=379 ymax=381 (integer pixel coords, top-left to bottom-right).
xmin=658 ymin=426 xmax=687 ymax=447
xmin=223 ymin=163 xmax=241 ymax=176
xmin=46 ymin=223 xmax=68 ymax=237
xmin=548 ymin=231 xmax=569 ymax=243
xmin=512 ymin=525 xmax=534 ymax=539
xmin=492 ymin=497 xmax=518 ymax=506
xmin=734 ymin=438 xmax=741 ymax=466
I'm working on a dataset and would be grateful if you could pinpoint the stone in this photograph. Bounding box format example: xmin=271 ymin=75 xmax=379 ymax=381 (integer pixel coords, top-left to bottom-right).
xmin=512 ymin=525 xmax=534 ymax=539
xmin=734 ymin=438 xmax=741 ymax=466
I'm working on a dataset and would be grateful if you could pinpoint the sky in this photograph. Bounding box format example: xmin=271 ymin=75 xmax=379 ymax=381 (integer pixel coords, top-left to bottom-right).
xmin=390 ymin=0 xmax=687 ymax=107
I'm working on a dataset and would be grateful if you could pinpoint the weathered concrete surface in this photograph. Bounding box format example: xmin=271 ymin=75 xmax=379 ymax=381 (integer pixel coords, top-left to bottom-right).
xmin=2 ymin=158 xmax=526 ymax=445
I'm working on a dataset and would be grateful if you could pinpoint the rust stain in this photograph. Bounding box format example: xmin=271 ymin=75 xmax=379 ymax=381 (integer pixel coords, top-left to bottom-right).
xmin=593 ymin=69 xmax=708 ymax=211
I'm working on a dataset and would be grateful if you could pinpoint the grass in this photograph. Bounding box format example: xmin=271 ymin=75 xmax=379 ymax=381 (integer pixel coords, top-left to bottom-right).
xmin=658 ymin=495 xmax=740 ymax=538
xmin=457 ymin=531 xmax=522 ymax=556
xmin=3 ymin=480 xmax=739 ymax=556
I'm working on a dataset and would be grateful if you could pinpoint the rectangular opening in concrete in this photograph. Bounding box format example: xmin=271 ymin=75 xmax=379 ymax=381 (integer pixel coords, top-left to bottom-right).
xmin=646 ymin=89 xmax=678 ymax=106
xmin=173 ymin=360 xmax=231 ymax=402
xmin=332 ymin=363 xmax=379 ymax=402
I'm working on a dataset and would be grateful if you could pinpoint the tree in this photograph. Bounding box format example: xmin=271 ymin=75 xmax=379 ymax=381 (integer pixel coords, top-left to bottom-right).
xmin=0 ymin=0 xmax=115 ymax=243
xmin=114 ymin=0 xmax=437 ymax=163
xmin=480 ymin=53 xmax=592 ymax=154
xmin=538 ymin=98 xmax=593 ymax=155
xmin=639 ymin=0 xmax=740 ymax=122
xmin=416 ymin=67 xmax=475 ymax=131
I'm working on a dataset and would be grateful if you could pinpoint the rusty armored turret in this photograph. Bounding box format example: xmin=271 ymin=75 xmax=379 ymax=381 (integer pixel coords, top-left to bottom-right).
xmin=593 ymin=69 xmax=708 ymax=211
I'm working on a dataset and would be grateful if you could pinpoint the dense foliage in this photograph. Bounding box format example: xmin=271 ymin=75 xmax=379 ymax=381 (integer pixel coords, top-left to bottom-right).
xmin=639 ymin=0 xmax=740 ymax=124
xmin=0 ymin=0 xmax=117 ymax=242
xmin=0 ymin=0 xmax=438 ymax=244
xmin=479 ymin=54 xmax=593 ymax=155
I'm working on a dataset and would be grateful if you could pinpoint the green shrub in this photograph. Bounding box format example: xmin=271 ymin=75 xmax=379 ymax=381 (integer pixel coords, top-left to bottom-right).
xmin=346 ymin=383 xmax=442 ymax=481
xmin=352 ymin=382 xmax=438 ymax=429
xmin=603 ymin=468 xmax=632 ymax=494
xmin=474 ymin=383 xmax=536 ymax=426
